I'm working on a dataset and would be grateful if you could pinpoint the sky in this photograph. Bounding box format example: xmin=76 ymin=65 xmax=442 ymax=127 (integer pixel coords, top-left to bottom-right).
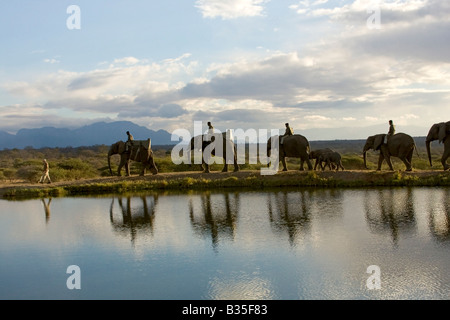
xmin=0 ymin=0 xmax=449 ymax=140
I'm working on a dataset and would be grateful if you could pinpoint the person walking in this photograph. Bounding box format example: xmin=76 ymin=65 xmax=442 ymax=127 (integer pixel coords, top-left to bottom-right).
xmin=39 ymin=159 xmax=52 ymax=184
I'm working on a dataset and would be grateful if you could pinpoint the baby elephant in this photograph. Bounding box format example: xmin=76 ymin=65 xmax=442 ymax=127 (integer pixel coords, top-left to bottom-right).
xmin=318 ymin=151 xmax=345 ymax=171
xmin=310 ymin=148 xmax=333 ymax=170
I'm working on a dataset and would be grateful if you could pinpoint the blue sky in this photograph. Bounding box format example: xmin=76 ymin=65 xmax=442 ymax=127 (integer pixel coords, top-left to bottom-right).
xmin=1 ymin=0 xmax=449 ymax=139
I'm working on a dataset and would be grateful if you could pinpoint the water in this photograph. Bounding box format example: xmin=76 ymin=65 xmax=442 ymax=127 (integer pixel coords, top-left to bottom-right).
xmin=0 ymin=187 xmax=449 ymax=300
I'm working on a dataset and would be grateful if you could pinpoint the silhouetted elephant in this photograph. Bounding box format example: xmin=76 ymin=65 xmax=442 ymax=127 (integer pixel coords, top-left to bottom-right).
xmin=426 ymin=121 xmax=450 ymax=171
xmin=319 ymin=151 xmax=345 ymax=171
xmin=108 ymin=139 xmax=158 ymax=176
xmin=309 ymin=148 xmax=333 ymax=170
xmin=189 ymin=133 xmax=239 ymax=173
xmin=267 ymin=134 xmax=313 ymax=171
xmin=363 ymin=133 xmax=417 ymax=171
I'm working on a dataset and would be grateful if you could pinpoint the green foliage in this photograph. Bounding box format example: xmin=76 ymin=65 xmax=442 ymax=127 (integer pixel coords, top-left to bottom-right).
xmin=16 ymin=165 xmax=42 ymax=182
xmin=0 ymin=143 xmax=448 ymax=185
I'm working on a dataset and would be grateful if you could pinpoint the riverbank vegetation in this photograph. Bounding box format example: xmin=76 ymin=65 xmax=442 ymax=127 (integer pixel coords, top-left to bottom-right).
xmin=0 ymin=140 xmax=446 ymax=183
xmin=2 ymin=170 xmax=450 ymax=199
xmin=0 ymin=140 xmax=448 ymax=199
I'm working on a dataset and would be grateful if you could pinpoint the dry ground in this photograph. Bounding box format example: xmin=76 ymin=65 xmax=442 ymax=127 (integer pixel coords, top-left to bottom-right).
xmin=1 ymin=169 xmax=449 ymax=198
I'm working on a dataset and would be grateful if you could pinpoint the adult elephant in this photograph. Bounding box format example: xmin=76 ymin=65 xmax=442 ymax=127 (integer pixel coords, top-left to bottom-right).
xmin=363 ymin=133 xmax=417 ymax=171
xmin=189 ymin=133 xmax=239 ymax=173
xmin=108 ymin=139 xmax=158 ymax=176
xmin=267 ymin=134 xmax=313 ymax=171
xmin=426 ymin=121 xmax=450 ymax=171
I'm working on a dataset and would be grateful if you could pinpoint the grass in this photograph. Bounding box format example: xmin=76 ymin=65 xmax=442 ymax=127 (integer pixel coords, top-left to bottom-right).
xmin=1 ymin=145 xmax=449 ymax=199
xmin=3 ymin=170 xmax=449 ymax=199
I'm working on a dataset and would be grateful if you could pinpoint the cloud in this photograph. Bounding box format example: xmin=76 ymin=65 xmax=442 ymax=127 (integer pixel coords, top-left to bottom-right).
xmin=1 ymin=54 xmax=197 ymax=123
xmin=113 ymin=57 xmax=141 ymax=66
xmin=2 ymin=0 xmax=450 ymax=137
xmin=43 ymin=58 xmax=60 ymax=64
xmin=195 ymin=0 xmax=269 ymax=19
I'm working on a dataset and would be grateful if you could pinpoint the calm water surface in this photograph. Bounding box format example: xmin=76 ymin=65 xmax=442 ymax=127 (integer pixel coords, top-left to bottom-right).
xmin=0 ymin=187 xmax=449 ymax=300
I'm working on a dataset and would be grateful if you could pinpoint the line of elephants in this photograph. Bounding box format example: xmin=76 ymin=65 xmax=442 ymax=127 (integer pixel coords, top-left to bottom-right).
xmin=107 ymin=121 xmax=450 ymax=176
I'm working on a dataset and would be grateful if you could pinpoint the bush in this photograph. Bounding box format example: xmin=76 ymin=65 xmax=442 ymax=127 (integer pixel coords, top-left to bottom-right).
xmin=16 ymin=165 xmax=42 ymax=182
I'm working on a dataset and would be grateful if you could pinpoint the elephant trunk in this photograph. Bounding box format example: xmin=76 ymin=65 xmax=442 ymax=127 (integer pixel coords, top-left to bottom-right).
xmin=426 ymin=139 xmax=433 ymax=167
xmin=108 ymin=149 xmax=113 ymax=176
xmin=363 ymin=151 xmax=368 ymax=169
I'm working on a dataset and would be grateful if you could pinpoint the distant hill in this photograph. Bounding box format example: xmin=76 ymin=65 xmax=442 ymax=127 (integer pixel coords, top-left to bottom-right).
xmin=0 ymin=121 xmax=432 ymax=151
xmin=0 ymin=121 xmax=176 ymax=149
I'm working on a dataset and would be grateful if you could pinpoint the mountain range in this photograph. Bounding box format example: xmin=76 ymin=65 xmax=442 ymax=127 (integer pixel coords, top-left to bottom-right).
xmin=0 ymin=121 xmax=175 ymax=149
xmin=0 ymin=121 xmax=429 ymax=150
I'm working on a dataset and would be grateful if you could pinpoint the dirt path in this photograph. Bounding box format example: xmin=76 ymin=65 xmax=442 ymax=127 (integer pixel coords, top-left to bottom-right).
xmin=1 ymin=169 xmax=449 ymax=198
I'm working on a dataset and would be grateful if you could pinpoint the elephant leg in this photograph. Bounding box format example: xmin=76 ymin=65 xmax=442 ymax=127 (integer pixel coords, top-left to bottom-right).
xmin=385 ymin=156 xmax=394 ymax=171
xmin=233 ymin=153 xmax=239 ymax=172
xmin=442 ymin=140 xmax=450 ymax=170
xmin=222 ymin=162 xmax=228 ymax=172
xmin=306 ymin=158 xmax=313 ymax=171
xmin=399 ymin=156 xmax=412 ymax=171
xmin=314 ymin=159 xmax=319 ymax=170
xmin=202 ymin=159 xmax=210 ymax=173
xmin=299 ymin=159 xmax=305 ymax=171
xmin=281 ymin=156 xmax=288 ymax=171
xmin=377 ymin=154 xmax=385 ymax=171
xmin=117 ymin=161 xmax=125 ymax=176
xmin=126 ymin=160 xmax=131 ymax=176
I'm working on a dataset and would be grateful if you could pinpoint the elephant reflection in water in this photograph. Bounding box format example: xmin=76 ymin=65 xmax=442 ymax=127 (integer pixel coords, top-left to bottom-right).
xmin=41 ymin=198 xmax=52 ymax=224
xmin=427 ymin=189 xmax=450 ymax=242
xmin=267 ymin=190 xmax=314 ymax=246
xmin=189 ymin=192 xmax=240 ymax=250
xmin=109 ymin=194 xmax=159 ymax=244
xmin=364 ymin=189 xmax=417 ymax=245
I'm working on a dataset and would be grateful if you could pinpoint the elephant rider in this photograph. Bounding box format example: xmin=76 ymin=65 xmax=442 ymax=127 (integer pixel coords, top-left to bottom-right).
xmin=207 ymin=122 xmax=214 ymax=134
xmin=384 ymin=120 xmax=395 ymax=144
xmin=281 ymin=123 xmax=294 ymax=145
xmin=125 ymin=131 xmax=134 ymax=153
xmin=206 ymin=121 xmax=215 ymax=141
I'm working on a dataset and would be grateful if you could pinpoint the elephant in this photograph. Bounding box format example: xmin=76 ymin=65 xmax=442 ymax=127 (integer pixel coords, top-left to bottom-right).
xmin=363 ymin=133 xmax=417 ymax=171
xmin=189 ymin=132 xmax=239 ymax=173
xmin=426 ymin=121 xmax=450 ymax=171
xmin=309 ymin=148 xmax=333 ymax=170
xmin=267 ymin=134 xmax=313 ymax=171
xmin=318 ymin=151 xmax=345 ymax=171
xmin=108 ymin=139 xmax=158 ymax=176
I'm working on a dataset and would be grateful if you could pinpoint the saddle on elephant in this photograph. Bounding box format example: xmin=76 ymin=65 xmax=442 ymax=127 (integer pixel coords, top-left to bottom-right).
xmin=129 ymin=139 xmax=152 ymax=161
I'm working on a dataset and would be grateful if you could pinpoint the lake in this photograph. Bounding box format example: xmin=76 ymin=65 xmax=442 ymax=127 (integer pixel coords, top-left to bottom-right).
xmin=0 ymin=187 xmax=449 ymax=300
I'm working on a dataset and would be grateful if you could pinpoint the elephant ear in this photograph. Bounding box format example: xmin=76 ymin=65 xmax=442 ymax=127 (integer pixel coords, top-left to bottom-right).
xmin=438 ymin=122 xmax=446 ymax=143
xmin=373 ymin=134 xmax=384 ymax=151
xmin=118 ymin=141 xmax=126 ymax=154
xmin=141 ymin=138 xmax=151 ymax=150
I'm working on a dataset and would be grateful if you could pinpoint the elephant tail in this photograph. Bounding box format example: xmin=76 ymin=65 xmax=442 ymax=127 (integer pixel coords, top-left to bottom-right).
xmin=414 ymin=143 xmax=420 ymax=158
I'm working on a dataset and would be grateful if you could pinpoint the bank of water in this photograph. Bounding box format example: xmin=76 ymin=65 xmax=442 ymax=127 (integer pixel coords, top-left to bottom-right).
xmin=0 ymin=187 xmax=449 ymax=299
